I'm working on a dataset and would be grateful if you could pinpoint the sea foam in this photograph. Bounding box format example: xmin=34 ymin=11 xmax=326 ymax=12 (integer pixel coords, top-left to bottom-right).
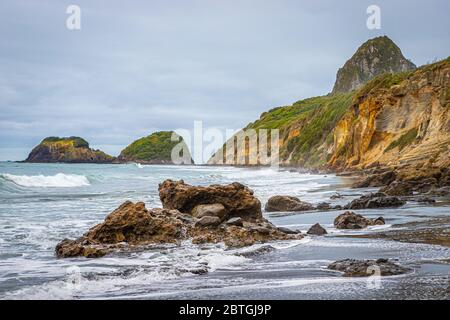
xmin=1 ymin=173 xmax=90 ymax=188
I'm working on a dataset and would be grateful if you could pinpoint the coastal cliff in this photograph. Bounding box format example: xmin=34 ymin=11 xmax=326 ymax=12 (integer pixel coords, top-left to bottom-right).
xmin=330 ymin=57 xmax=450 ymax=171
xmin=208 ymin=37 xmax=449 ymax=177
xmin=25 ymin=137 xmax=115 ymax=163
xmin=118 ymin=131 xmax=193 ymax=164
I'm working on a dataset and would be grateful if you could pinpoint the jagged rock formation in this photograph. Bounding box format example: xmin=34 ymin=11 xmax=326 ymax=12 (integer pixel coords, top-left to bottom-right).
xmin=332 ymin=36 xmax=416 ymax=93
xmin=158 ymin=179 xmax=262 ymax=220
xmin=56 ymin=180 xmax=301 ymax=258
xmin=118 ymin=131 xmax=193 ymax=164
xmin=25 ymin=137 xmax=114 ymax=163
xmin=307 ymin=223 xmax=327 ymax=235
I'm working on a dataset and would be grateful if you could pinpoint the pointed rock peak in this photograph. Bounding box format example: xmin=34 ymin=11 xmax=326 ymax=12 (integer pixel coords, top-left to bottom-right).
xmin=332 ymin=36 xmax=416 ymax=93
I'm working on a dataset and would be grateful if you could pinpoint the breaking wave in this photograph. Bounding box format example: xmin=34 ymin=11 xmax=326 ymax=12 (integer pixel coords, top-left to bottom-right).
xmin=0 ymin=173 xmax=91 ymax=188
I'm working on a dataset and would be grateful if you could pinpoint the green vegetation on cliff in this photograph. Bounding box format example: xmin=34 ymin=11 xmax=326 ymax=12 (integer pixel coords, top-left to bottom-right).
xmin=41 ymin=136 xmax=90 ymax=148
xmin=385 ymin=128 xmax=418 ymax=152
xmin=332 ymin=36 xmax=416 ymax=93
xmin=256 ymin=93 xmax=354 ymax=166
xmin=209 ymin=47 xmax=448 ymax=169
xmin=210 ymin=92 xmax=354 ymax=167
xmin=119 ymin=131 xmax=192 ymax=163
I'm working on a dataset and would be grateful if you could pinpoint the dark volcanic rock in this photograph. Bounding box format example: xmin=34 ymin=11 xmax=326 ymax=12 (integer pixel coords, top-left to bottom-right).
xmin=327 ymin=258 xmax=411 ymax=277
xmin=344 ymin=193 xmax=405 ymax=210
xmin=334 ymin=211 xmax=385 ymax=229
xmin=426 ymin=186 xmax=450 ymax=197
xmin=307 ymin=223 xmax=328 ymax=235
xmin=352 ymin=171 xmax=397 ymax=188
xmin=264 ymin=196 xmax=314 ymax=212
xmin=277 ymin=226 xmax=300 ymax=234
xmin=236 ymin=245 xmax=276 ymax=258
xmin=159 ymin=180 xmax=262 ymax=220
xmin=380 ymin=180 xmax=413 ymax=196
xmin=316 ymin=202 xmax=332 ymax=210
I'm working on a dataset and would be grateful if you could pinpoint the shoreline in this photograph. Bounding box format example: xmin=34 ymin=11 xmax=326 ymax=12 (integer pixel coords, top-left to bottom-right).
xmin=1 ymin=161 xmax=449 ymax=299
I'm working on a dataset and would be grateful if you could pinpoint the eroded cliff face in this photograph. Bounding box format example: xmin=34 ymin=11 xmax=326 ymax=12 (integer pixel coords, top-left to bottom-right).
xmin=329 ymin=58 xmax=450 ymax=171
xmin=207 ymin=58 xmax=449 ymax=172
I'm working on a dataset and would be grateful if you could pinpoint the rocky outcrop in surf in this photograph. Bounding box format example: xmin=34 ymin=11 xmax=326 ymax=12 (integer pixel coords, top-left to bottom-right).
xmin=307 ymin=223 xmax=327 ymax=235
xmin=158 ymin=179 xmax=262 ymax=220
xmin=334 ymin=211 xmax=385 ymax=229
xmin=264 ymin=196 xmax=314 ymax=212
xmin=56 ymin=180 xmax=301 ymax=258
xmin=328 ymin=258 xmax=411 ymax=277
xmin=25 ymin=137 xmax=115 ymax=163
xmin=343 ymin=192 xmax=405 ymax=210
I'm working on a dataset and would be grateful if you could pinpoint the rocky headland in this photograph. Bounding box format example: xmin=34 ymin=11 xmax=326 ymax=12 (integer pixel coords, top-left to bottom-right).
xmin=118 ymin=131 xmax=193 ymax=164
xmin=25 ymin=137 xmax=115 ymax=163
xmin=207 ymin=36 xmax=449 ymax=202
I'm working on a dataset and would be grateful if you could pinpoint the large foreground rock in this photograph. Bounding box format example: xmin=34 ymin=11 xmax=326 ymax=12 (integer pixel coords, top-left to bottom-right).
xmin=334 ymin=211 xmax=385 ymax=229
xmin=56 ymin=181 xmax=302 ymax=258
xmin=328 ymin=258 xmax=411 ymax=277
xmin=159 ymin=180 xmax=262 ymax=220
xmin=264 ymin=196 xmax=314 ymax=212
xmin=55 ymin=201 xmax=186 ymax=258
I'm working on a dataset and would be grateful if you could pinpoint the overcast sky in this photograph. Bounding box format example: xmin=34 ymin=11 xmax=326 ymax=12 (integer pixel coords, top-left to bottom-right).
xmin=0 ymin=0 xmax=449 ymax=161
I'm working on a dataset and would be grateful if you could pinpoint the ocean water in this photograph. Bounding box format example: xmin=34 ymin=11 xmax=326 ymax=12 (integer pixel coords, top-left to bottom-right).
xmin=0 ymin=162 xmax=449 ymax=300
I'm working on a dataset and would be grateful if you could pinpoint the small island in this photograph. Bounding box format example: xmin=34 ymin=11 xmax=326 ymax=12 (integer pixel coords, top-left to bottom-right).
xmin=118 ymin=131 xmax=193 ymax=164
xmin=24 ymin=131 xmax=193 ymax=164
xmin=25 ymin=136 xmax=115 ymax=163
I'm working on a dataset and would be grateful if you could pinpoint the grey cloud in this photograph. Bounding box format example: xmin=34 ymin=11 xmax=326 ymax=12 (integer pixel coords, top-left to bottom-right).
xmin=0 ymin=0 xmax=449 ymax=161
